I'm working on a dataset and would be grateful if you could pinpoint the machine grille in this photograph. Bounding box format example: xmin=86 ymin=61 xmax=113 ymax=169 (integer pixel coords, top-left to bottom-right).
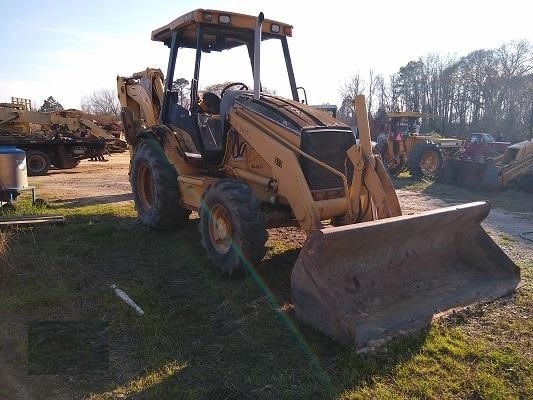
xmin=300 ymin=128 xmax=355 ymax=191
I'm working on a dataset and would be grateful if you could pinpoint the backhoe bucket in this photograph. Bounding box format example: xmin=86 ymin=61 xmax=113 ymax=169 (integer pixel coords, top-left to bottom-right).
xmin=292 ymin=201 xmax=520 ymax=349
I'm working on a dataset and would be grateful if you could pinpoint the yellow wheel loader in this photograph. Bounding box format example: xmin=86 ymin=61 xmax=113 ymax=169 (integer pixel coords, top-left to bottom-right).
xmin=117 ymin=9 xmax=520 ymax=349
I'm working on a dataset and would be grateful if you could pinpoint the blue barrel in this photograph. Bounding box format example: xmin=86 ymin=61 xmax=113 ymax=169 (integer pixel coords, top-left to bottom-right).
xmin=0 ymin=146 xmax=28 ymax=189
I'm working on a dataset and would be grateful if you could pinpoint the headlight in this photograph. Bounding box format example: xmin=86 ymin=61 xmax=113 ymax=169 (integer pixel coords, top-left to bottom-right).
xmin=271 ymin=24 xmax=280 ymax=33
xmin=218 ymin=15 xmax=231 ymax=24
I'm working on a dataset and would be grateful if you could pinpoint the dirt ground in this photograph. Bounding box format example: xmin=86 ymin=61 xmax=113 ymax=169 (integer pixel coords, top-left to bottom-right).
xmin=29 ymin=153 xmax=134 ymax=207
xmin=29 ymin=152 xmax=533 ymax=260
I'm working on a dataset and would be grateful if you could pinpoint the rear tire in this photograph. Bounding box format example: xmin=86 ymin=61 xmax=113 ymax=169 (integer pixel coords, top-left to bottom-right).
xmin=199 ymin=180 xmax=267 ymax=275
xmin=130 ymin=138 xmax=190 ymax=230
xmin=408 ymin=141 xmax=443 ymax=180
xmin=26 ymin=150 xmax=51 ymax=176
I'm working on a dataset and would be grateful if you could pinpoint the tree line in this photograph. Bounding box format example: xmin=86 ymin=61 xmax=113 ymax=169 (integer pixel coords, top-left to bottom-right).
xmin=36 ymin=39 xmax=532 ymax=143
xmin=337 ymin=40 xmax=533 ymax=142
xmin=34 ymin=90 xmax=120 ymax=116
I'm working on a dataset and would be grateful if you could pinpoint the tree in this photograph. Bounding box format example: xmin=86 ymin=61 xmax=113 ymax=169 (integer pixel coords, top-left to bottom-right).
xmin=81 ymin=89 xmax=120 ymax=116
xmin=337 ymin=74 xmax=366 ymax=126
xmin=172 ymin=78 xmax=190 ymax=107
xmin=374 ymin=74 xmax=389 ymax=114
xmin=367 ymin=69 xmax=376 ymax=114
xmin=201 ymin=82 xmax=230 ymax=97
xmin=340 ymin=39 xmax=532 ymax=140
xmin=39 ymin=96 xmax=63 ymax=112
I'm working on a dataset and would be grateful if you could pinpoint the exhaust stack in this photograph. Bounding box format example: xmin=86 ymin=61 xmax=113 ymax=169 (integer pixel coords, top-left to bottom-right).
xmin=253 ymin=12 xmax=264 ymax=100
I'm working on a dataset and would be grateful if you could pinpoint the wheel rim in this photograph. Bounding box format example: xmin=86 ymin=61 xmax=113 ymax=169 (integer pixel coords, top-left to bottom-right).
xmin=420 ymin=150 xmax=440 ymax=177
xmin=208 ymin=204 xmax=233 ymax=254
xmin=137 ymin=164 xmax=154 ymax=210
xmin=29 ymin=155 xmax=46 ymax=173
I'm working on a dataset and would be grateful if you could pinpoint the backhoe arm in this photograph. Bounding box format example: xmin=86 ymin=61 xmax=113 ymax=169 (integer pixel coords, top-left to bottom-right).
xmin=348 ymin=95 xmax=401 ymax=221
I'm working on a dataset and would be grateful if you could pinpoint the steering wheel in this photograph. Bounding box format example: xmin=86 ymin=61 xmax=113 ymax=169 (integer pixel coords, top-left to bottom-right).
xmin=220 ymin=82 xmax=249 ymax=97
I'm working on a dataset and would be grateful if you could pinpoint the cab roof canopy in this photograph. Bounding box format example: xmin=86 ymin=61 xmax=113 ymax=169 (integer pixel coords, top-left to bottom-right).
xmin=151 ymin=9 xmax=293 ymax=51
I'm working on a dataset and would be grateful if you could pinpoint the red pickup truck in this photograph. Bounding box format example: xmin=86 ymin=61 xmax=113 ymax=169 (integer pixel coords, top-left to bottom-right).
xmin=462 ymin=133 xmax=510 ymax=161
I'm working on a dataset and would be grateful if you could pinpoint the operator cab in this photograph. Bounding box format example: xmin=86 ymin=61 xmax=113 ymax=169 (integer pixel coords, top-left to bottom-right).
xmin=386 ymin=112 xmax=427 ymax=137
xmin=152 ymin=9 xmax=297 ymax=165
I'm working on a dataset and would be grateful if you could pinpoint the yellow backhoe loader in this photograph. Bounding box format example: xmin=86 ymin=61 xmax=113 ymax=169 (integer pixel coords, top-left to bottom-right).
xmin=117 ymin=9 xmax=520 ymax=348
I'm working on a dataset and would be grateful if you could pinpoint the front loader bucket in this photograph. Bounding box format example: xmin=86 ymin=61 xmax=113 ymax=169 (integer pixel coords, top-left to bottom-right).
xmin=441 ymin=159 xmax=500 ymax=190
xmin=291 ymin=201 xmax=520 ymax=349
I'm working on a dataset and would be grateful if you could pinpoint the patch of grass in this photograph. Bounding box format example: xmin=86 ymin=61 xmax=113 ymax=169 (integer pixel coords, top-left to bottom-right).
xmin=340 ymin=324 xmax=532 ymax=399
xmin=1 ymin=199 xmax=532 ymax=399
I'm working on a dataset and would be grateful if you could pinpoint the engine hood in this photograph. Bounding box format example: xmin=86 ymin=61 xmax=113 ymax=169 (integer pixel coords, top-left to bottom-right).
xmin=231 ymin=93 xmax=350 ymax=134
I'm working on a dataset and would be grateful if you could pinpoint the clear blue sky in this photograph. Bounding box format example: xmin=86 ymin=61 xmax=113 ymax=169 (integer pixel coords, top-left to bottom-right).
xmin=2 ymin=0 xmax=531 ymax=109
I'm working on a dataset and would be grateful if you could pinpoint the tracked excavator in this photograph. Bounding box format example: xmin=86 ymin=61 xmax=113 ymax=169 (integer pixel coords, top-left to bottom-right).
xmin=117 ymin=9 xmax=520 ymax=348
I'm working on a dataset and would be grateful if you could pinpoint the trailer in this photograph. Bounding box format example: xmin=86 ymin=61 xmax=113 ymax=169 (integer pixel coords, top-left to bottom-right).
xmin=0 ymin=134 xmax=105 ymax=175
xmin=0 ymin=99 xmax=124 ymax=175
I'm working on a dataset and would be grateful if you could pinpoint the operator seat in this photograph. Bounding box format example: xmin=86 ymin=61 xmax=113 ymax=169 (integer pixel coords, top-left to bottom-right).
xmin=166 ymin=91 xmax=197 ymax=141
xmin=194 ymin=92 xmax=224 ymax=165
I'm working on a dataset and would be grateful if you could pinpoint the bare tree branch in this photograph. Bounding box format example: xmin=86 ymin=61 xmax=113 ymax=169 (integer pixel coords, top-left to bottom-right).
xmin=81 ymin=89 xmax=120 ymax=116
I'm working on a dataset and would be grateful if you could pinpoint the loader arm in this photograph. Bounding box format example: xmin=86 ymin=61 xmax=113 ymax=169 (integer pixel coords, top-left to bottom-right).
xmin=349 ymin=95 xmax=401 ymax=221
xmin=227 ymin=95 xmax=401 ymax=231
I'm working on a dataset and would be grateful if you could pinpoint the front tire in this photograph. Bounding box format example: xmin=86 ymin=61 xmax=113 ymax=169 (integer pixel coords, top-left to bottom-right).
xmin=408 ymin=141 xmax=443 ymax=180
xmin=199 ymin=180 xmax=267 ymax=274
xmin=130 ymin=138 xmax=190 ymax=230
xmin=387 ymin=153 xmax=407 ymax=177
